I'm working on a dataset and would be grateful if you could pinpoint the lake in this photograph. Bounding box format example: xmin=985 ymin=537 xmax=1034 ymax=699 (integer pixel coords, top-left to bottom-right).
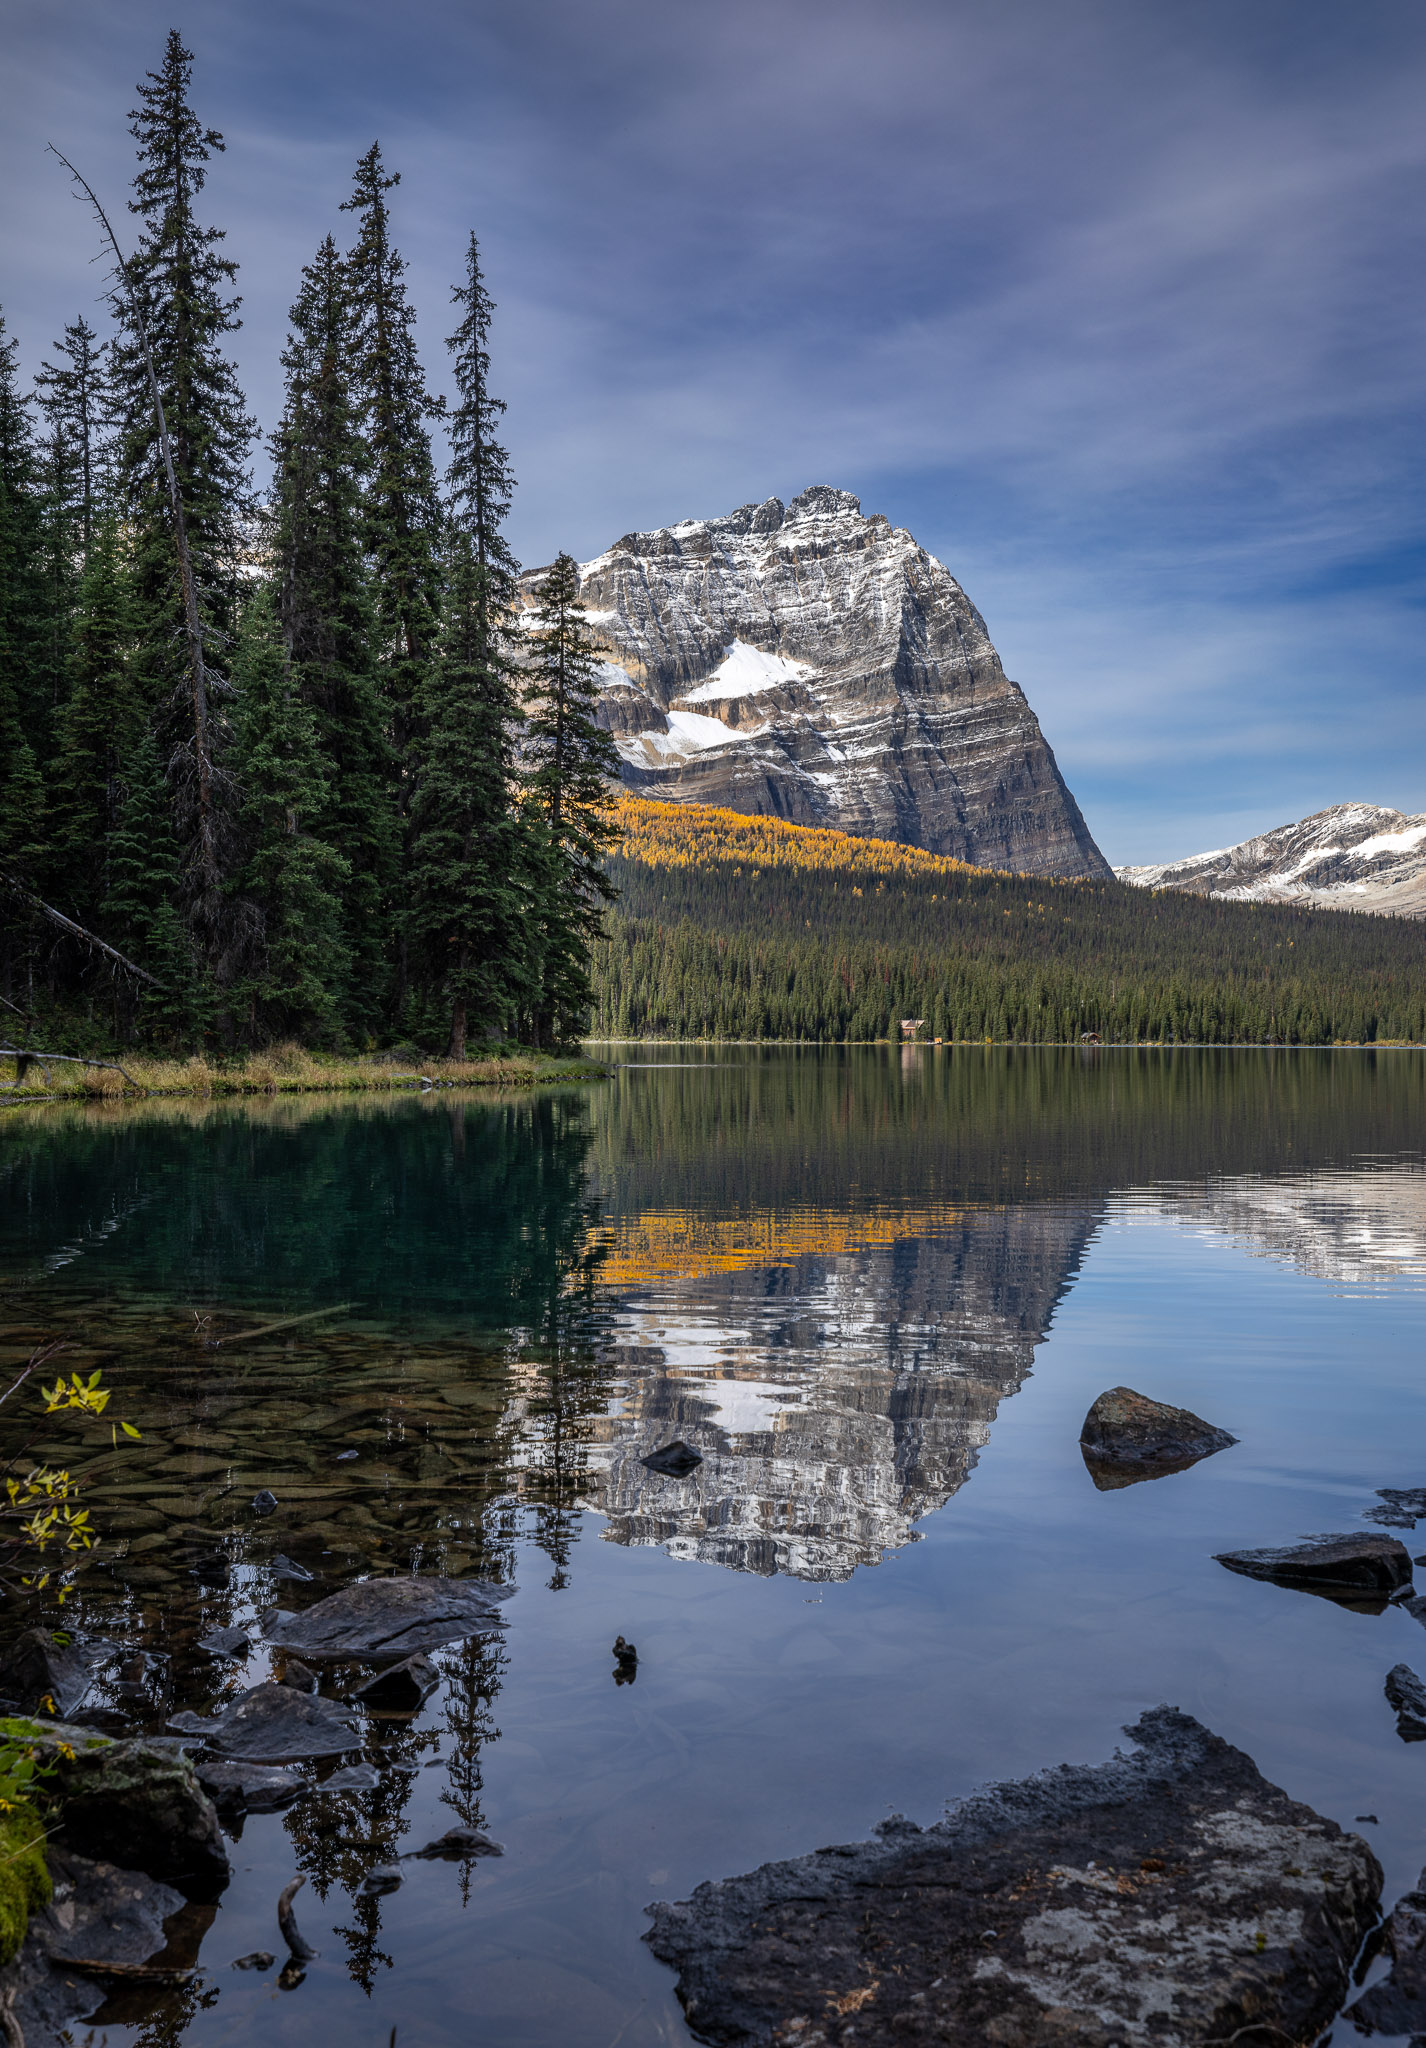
xmin=1 ymin=1046 xmax=1424 ymax=2046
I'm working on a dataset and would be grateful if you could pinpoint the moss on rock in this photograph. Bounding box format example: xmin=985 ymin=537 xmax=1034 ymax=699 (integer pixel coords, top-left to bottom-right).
xmin=0 ymin=1802 xmax=52 ymax=1964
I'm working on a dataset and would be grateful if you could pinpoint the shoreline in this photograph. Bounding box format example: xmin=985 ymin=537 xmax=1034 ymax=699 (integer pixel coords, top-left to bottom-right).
xmin=0 ymin=1048 xmax=606 ymax=1106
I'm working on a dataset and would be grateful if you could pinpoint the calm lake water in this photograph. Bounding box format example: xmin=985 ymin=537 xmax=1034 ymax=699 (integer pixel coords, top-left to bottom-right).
xmin=1 ymin=1047 xmax=1425 ymax=2045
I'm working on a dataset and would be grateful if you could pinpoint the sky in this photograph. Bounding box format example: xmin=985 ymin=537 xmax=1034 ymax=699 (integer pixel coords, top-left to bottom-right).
xmin=4 ymin=0 xmax=1426 ymax=866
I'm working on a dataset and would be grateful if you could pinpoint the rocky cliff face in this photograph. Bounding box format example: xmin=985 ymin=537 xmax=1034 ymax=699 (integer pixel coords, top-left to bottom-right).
xmin=1116 ymin=803 xmax=1426 ymax=917
xmin=545 ymin=486 xmax=1109 ymax=879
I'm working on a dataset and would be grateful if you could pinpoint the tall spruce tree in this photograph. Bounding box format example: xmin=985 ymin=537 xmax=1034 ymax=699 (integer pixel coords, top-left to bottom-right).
xmin=272 ymin=234 xmax=393 ymax=1038
xmin=35 ymin=316 xmax=113 ymax=566
xmin=230 ymin=586 xmax=350 ymax=1044
xmin=407 ymin=234 xmax=525 ymax=1057
xmin=101 ymin=725 xmax=208 ymax=1045
xmin=116 ymin=29 xmax=253 ymax=958
xmin=521 ymin=553 xmax=621 ymax=1047
xmin=340 ymin=146 xmax=443 ymax=759
xmin=50 ymin=516 xmax=142 ymax=922
xmin=0 ymin=313 xmax=51 ymax=903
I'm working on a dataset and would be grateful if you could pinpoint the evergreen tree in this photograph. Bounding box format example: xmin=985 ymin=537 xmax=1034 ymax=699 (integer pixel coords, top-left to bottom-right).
xmin=408 ymin=530 xmax=528 ymax=1053
xmin=50 ymin=516 xmax=142 ymax=918
xmin=272 ymin=234 xmax=393 ymax=1038
xmin=35 ymin=316 xmax=113 ymax=565
xmin=521 ymin=553 xmax=621 ymax=1046
xmin=0 ymin=313 xmax=50 ymax=877
xmin=406 ymin=234 xmax=525 ymax=1057
xmin=101 ymin=726 xmax=208 ymax=1044
xmin=116 ymin=29 xmax=253 ymax=947
xmin=230 ymin=587 xmax=350 ymax=1044
xmin=340 ymin=145 xmax=443 ymax=758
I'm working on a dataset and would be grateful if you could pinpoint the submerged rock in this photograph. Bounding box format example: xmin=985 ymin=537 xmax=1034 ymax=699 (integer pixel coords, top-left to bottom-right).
xmin=1079 ymin=1386 xmax=1236 ymax=1488
xmin=315 ymin=1761 xmax=380 ymax=1793
xmin=196 ymin=1758 xmax=307 ymax=1814
xmin=1349 ymin=1870 xmax=1426 ymax=2033
xmin=170 ymin=1681 xmax=361 ymax=1763
xmin=197 ymin=1626 xmax=250 ymax=1661
xmin=644 ymin=1707 xmax=1382 ymax=2048
xmin=262 ymin=1575 xmax=511 ymax=1664
xmin=350 ymin=1652 xmax=439 ymax=1712
xmin=1386 ymin=1664 xmax=1426 ymax=1741
xmin=1214 ymin=1532 xmax=1411 ymax=1604
xmin=407 ymin=1826 xmax=502 ymax=1861
xmin=641 ymin=1440 xmax=703 ymax=1478
xmin=359 ymin=1864 xmax=403 ymax=1896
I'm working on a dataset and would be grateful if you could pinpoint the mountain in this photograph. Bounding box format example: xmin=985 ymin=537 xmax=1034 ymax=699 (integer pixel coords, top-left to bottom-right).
xmin=1116 ymin=804 xmax=1426 ymax=918
xmin=545 ymin=485 xmax=1109 ymax=881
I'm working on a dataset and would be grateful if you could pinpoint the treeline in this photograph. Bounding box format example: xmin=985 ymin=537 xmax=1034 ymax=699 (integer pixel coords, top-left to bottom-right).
xmin=592 ymin=801 xmax=1426 ymax=1044
xmin=0 ymin=32 xmax=618 ymax=1056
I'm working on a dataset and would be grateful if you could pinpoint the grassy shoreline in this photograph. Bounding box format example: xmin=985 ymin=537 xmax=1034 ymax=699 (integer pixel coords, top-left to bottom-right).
xmin=0 ymin=1043 xmax=605 ymax=1104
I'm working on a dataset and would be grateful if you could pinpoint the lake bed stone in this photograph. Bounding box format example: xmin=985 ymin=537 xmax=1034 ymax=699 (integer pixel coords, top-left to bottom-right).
xmin=196 ymin=1757 xmax=307 ymax=1813
xmin=644 ymin=1706 xmax=1382 ymax=2048
xmin=1386 ymin=1663 xmax=1426 ymax=1741
xmin=350 ymin=1651 xmax=439 ymax=1712
xmin=262 ymin=1575 xmax=511 ymax=1664
xmin=0 ymin=1628 xmax=109 ymax=1718
xmin=1079 ymin=1386 xmax=1236 ymax=1488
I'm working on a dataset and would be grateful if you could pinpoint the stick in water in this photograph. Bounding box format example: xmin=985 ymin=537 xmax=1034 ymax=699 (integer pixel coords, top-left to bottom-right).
xmin=278 ymin=1875 xmax=319 ymax=1961
xmin=210 ymin=1303 xmax=353 ymax=1348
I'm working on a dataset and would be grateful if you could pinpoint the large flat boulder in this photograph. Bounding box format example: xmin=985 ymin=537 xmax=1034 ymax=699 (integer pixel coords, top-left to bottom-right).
xmin=1079 ymin=1387 xmax=1236 ymax=1489
xmin=261 ymin=1574 xmax=511 ymax=1665
xmin=645 ymin=1707 xmax=1381 ymax=2048
xmin=4 ymin=1847 xmax=194 ymax=2047
xmin=1214 ymin=1532 xmax=1411 ymax=1605
xmin=169 ymin=1681 xmax=361 ymax=1762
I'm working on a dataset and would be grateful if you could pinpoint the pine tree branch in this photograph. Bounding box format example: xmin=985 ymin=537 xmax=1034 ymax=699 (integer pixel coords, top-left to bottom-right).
xmin=48 ymin=144 xmax=219 ymax=899
xmin=1 ymin=873 xmax=163 ymax=987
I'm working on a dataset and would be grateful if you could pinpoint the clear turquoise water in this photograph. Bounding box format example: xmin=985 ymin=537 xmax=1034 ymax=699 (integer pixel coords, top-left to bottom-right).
xmin=1 ymin=1048 xmax=1424 ymax=2044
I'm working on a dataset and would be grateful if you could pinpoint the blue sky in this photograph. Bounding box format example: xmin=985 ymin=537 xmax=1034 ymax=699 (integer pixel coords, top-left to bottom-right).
xmin=4 ymin=0 xmax=1425 ymax=864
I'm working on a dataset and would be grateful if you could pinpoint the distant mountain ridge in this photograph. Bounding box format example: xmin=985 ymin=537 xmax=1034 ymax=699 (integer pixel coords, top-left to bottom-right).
xmin=528 ymin=485 xmax=1109 ymax=881
xmin=1116 ymin=804 xmax=1426 ymax=919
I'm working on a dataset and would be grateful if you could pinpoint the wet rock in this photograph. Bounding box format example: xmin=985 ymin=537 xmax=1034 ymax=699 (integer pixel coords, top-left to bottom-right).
xmin=0 ymin=1628 xmax=108 ymax=1718
xmin=16 ymin=1719 xmax=230 ymax=1898
xmin=1386 ymin=1664 xmax=1426 ymax=1741
xmin=641 ymin=1440 xmax=703 ymax=1477
xmin=279 ymin=1658 xmax=317 ymax=1693
xmin=350 ymin=1652 xmax=438 ymax=1712
xmin=234 ymin=1949 xmax=275 ymax=1969
xmin=271 ymin=1554 xmax=316 ymax=1582
xmin=1079 ymin=1385 xmax=1236 ymax=1488
xmin=170 ymin=1682 xmax=361 ymax=1763
xmin=407 ymin=1826 xmax=502 ymax=1860
xmin=1378 ymin=1486 xmax=1426 ymax=1519
xmin=1364 ymin=1503 xmax=1419 ymax=1529
xmin=252 ymin=1489 xmax=278 ymax=1516
xmin=197 ymin=1758 xmax=307 ymax=1814
xmin=189 ymin=1552 xmax=230 ymax=1586
xmin=1214 ymin=1531 xmax=1412 ymax=1605
xmin=644 ymin=1707 xmax=1382 ymax=2048
xmin=1349 ymin=1871 xmax=1426 ymax=2034
xmin=316 ymin=1761 xmax=380 ymax=1793
xmin=4 ymin=1848 xmax=189 ymax=2046
xmin=360 ymin=1863 xmax=403 ymax=1896
xmin=198 ymin=1626 xmax=250 ymax=1661
xmin=263 ymin=1575 xmax=511 ymax=1665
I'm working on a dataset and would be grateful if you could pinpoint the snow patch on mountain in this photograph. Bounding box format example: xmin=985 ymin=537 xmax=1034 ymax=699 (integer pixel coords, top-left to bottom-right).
xmin=1117 ymin=804 xmax=1426 ymax=919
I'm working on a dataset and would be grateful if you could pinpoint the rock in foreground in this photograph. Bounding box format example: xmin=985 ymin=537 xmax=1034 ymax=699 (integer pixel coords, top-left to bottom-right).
xmin=17 ymin=1719 xmax=229 ymax=1898
xmin=262 ymin=1575 xmax=510 ymax=1664
xmin=645 ymin=1707 xmax=1381 ymax=2048
xmin=1079 ymin=1387 xmax=1236 ymax=1488
xmin=1214 ymin=1532 xmax=1411 ymax=1604
xmin=170 ymin=1681 xmax=361 ymax=1762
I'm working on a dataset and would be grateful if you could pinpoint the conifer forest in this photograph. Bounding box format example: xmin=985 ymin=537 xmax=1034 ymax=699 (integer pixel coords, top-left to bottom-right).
xmin=0 ymin=32 xmax=618 ymax=1058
